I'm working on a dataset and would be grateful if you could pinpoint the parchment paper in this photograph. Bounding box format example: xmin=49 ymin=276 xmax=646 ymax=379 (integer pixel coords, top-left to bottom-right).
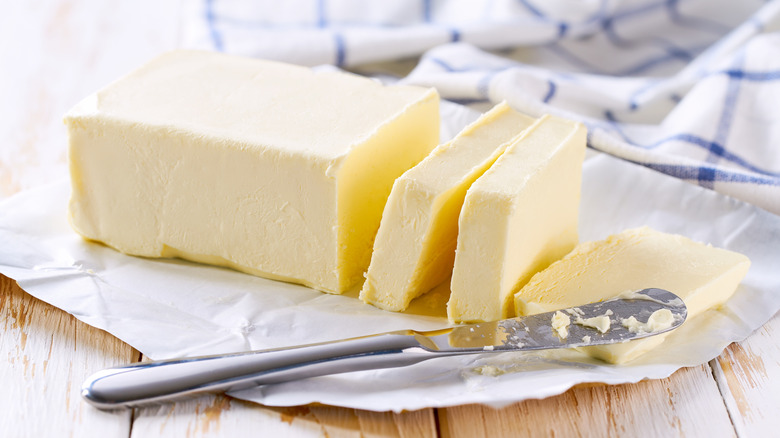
xmin=1 ymin=103 xmax=778 ymax=412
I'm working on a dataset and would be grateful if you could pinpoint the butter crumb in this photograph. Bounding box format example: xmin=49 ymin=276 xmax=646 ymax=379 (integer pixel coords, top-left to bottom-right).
xmin=551 ymin=311 xmax=571 ymax=339
xmin=476 ymin=365 xmax=504 ymax=377
xmin=574 ymin=313 xmax=612 ymax=333
xmin=621 ymin=309 xmax=675 ymax=334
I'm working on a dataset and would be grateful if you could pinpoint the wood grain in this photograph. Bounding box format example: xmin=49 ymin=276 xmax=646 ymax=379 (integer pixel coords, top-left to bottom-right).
xmin=131 ymin=395 xmax=323 ymax=438
xmin=0 ymin=274 xmax=139 ymax=437
xmin=438 ymin=365 xmax=735 ymax=438
xmin=131 ymin=353 xmax=438 ymax=438
xmin=132 ymin=397 xmax=439 ymax=438
xmin=712 ymin=311 xmax=780 ymax=437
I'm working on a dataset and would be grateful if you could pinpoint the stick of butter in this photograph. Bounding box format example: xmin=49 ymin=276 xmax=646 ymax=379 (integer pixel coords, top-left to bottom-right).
xmin=448 ymin=115 xmax=587 ymax=323
xmin=515 ymin=227 xmax=751 ymax=363
xmin=360 ymin=102 xmax=535 ymax=311
xmin=66 ymin=50 xmax=440 ymax=294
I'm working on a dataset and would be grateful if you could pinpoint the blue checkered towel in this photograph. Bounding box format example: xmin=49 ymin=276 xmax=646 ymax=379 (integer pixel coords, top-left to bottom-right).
xmin=184 ymin=0 xmax=780 ymax=215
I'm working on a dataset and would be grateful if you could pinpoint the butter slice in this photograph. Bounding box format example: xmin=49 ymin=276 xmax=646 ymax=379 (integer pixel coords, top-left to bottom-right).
xmin=359 ymin=103 xmax=534 ymax=311
xmin=515 ymin=227 xmax=751 ymax=363
xmin=66 ymin=50 xmax=439 ymax=294
xmin=448 ymin=115 xmax=586 ymax=323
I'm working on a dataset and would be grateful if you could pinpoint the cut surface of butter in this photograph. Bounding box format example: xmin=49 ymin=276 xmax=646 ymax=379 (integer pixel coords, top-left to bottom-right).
xmin=66 ymin=50 xmax=439 ymax=294
xmin=447 ymin=115 xmax=586 ymax=323
xmin=360 ymin=102 xmax=535 ymax=311
xmin=515 ymin=226 xmax=751 ymax=363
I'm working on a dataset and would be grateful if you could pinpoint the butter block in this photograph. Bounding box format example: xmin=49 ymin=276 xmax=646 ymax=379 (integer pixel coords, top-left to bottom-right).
xmin=66 ymin=50 xmax=439 ymax=294
xmin=515 ymin=227 xmax=751 ymax=363
xmin=447 ymin=115 xmax=586 ymax=323
xmin=360 ymin=102 xmax=535 ymax=311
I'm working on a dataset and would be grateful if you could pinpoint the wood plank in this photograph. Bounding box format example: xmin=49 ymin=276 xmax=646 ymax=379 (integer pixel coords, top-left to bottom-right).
xmin=131 ymin=394 xmax=323 ymax=438
xmin=0 ymin=0 xmax=181 ymax=198
xmin=438 ymin=365 xmax=736 ymax=438
xmin=0 ymin=0 xmax=181 ymax=436
xmin=305 ymin=405 xmax=437 ymax=438
xmin=0 ymin=275 xmax=140 ymax=437
xmin=131 ymin=365 xmax=438 ymax=438
xmin=712 ymin=312 xmax=780 ymax=437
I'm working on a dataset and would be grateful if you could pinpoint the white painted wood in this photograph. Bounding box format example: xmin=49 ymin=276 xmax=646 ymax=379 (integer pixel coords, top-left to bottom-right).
xmin=0 ymin=276 xmax=139 ymax=437
xmin=130 ymin=353 xmax=438 ymax=438
xmin=439 ymin=365 xmax=736 ymax=438
xmin=132 ymin=396 xmax=439 ymax=438
xmin=0 ymin=0 xmax=177 ymax=436
xmin=0 ymin=0 xmax=181 ymax=198
xmin=119 ymin=346 xmax=441 ymax=437
xmin=712 ymin=311 xmax=780 ymax=437
xmin=306 ymin=405 xmax=438 ymax=438
xmin=131 ymin=394 xmax=326 ymax=438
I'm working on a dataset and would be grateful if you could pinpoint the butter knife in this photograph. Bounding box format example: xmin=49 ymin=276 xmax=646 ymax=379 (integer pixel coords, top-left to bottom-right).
xmin=82 ymin=288 xmax=686 ymax=409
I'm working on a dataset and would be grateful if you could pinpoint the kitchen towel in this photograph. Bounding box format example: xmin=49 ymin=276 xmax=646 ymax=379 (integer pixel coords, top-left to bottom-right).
xmin=183 ymin=0 xmax=780 ymax=215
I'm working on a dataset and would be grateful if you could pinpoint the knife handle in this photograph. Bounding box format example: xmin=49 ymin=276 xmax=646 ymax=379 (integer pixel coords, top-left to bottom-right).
xmin=82 ymin=332 xmax=437 ymax=409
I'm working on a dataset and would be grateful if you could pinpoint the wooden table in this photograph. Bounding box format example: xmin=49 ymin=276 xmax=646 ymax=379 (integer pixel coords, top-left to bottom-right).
xmin=2 ymin=1 xmax=778 ymax=436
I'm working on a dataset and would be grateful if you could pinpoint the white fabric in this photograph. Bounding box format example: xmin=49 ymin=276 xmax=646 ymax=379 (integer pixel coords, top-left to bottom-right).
xmin=184 ymin=0 xmax=780 ymax=214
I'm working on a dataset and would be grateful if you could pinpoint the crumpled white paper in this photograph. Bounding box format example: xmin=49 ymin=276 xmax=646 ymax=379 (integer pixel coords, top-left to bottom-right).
xmin=1 ymin=104 xmax=779 ymax=412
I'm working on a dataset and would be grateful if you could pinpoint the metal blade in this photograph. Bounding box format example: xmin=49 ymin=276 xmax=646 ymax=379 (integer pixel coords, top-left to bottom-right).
xmin=423 ymin=288 xmax=687 ymax=352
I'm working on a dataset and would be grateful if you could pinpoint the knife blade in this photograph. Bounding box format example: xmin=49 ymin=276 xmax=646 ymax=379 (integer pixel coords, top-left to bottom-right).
xmin=82 ymin=288 xmax=686 ymax=409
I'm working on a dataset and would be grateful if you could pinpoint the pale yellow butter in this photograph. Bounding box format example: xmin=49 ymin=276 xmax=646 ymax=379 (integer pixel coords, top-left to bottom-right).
xmin=447 ymin=115 xmax=586 ymax=323
xmin=360 ymin=102 xmax=534 ymax=311
xmin=621 ymin=309 xmax=675 ymax=334
xmin=515 ymin=227 xmax=751 ymax=363
xmin=574 ymin=312 xmax=612 ymax=334
xmin=66 ymin=50 xmax=439 ymax=294
xmin=551 ymin=311 xmax=571 ymax=339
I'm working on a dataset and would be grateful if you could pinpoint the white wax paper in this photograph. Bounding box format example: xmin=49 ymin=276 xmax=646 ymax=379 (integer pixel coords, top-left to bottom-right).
xmin=1 ymin=105 xmax=779 ymax=412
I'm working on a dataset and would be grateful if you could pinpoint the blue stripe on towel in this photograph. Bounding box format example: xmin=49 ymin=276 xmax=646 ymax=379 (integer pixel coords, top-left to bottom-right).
xmin=334 ymin=32 xmax=346 ymax=66
xmin=725 ymin=70 xmax=780 ymax=81
xmin=603 ymin=110 xmax=780 ymax=177
xmin=543 ymin=80 xmax=557 ymax=103
xmin=423 ymin=0 xmax=432 ymax=22
xmin=642 ymin=163 xmax=780 ymax=186
xmin=205 ymin=0 xmax=224 ymax=51
xmin=317 ymin=0 xmax=327 ymax=28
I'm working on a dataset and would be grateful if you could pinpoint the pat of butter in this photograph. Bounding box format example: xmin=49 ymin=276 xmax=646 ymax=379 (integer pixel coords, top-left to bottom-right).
xmin=66 ymin=50 xmax=439 ymax=294
xmin=360 ymin=102 xmax=534 ymax=311
xmin=515 ymin=227 xmax=751 ymax=363
xmin=447 ymin=115 xmax=586 ymax=323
